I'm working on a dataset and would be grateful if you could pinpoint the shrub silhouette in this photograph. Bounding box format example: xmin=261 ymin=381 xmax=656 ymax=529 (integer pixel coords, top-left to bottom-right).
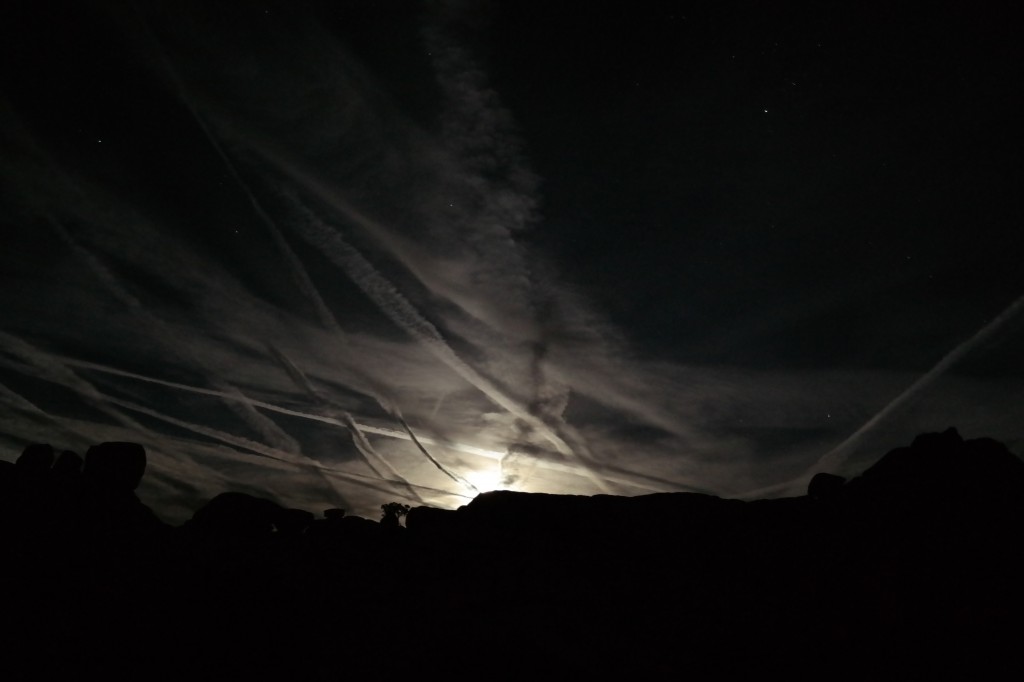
xmin=380 ymin=502 xmax=410 ymax=527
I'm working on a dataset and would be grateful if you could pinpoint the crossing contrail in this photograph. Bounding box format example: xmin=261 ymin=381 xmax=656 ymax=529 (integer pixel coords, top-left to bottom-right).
xmin=271 ymin=180 xmax=613 ymax=494
xmin=813 ymin=291 xmax=1024 ymax=473
xmin=41 ymin=354 xmax=669 ymax=492
xmin=134 ymin=9 xmax=613 ymax=494
xmin=265 ymin=343 xmax=427 ymax=504
xmin=142 ymin=28 xmax=475 ymax=497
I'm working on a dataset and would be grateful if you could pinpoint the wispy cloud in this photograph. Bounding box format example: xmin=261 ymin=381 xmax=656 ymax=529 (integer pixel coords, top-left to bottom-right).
xmin=2 ymin=1 xmax=1020 ymax=524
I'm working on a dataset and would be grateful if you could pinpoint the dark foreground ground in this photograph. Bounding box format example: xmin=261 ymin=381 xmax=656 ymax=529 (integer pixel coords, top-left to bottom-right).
xmin=2 ymin=428 xmax=1021 ymax=680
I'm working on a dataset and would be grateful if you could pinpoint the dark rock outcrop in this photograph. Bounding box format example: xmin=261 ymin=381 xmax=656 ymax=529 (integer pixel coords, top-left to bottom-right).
xmin=51 ymin=450 xmax=83 ymax=479
xmin=186 ymin=491 xmax=284 ymax=539
xmin=16 ymin=442 xmax=54 ymax=476
xmin=808 ymin=472 xmax=846 ymax=500
xmin=83 ymin=442 xmax=146 ymax=492
xmin=0 ymin=429 xmax=1021 ymax=680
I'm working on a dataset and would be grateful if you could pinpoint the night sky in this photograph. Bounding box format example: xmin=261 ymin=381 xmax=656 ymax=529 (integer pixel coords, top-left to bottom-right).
xmin=2 ymin=0 xmax=1022 ymax=523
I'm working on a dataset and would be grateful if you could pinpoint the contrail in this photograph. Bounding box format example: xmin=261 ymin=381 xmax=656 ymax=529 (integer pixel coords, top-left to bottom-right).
xmin=22 ymin=185 xmax=631 ymax=498
xmin=0 ymin=332 xmax=344 ymax=503
xmin=145 ymin=33 xmax=345 ymax=339
xmin=812 ymin=291 xmax=1024 ymax=473
xmin=46 ymin=215 xmax=142 ymax=310
xmin=218 ymin=384 xmax=302 ymax=454
xmin=97 ymin=395 xmax=298 ymax=467
xmin=144 ymin=29 xmax=470 ymax=497
xmin=0 ymin=374 xmax=465 ymax=503
xmin=393 ymin=412 xmax=478 ymax=493
xmin=50 ymin=355 xmax=671 ymax=492
xmin=0 ymin=331 xmax=160 ymax=440
xmin=315 ymin=467 xmax=473 ymax=502
xmin=0 ymin=379 xmax=102 ymax=446
xmin=44 ymin=213 xmax=307 ymax=454
xmin=265 ymin=159 xmax=539 ymax=424
xmin=45 ymin=194 xmax=358 ymax=503
xmin=57 ymin=355 xmax=496 ymax=455
xmin=0 ymin=339 xmax=289 ymax=465
xmin=0 ymin=360 xmax=224 ymax=489
xmin=422 ymin=1 xmax=606 ymax=495
xmin=155 ymin=10 xmax=610 ymax=494
xmin=272 ymin=183 xmax=611 ymax=493
xmin=265 ymin=344 xmax=426 ymax=504
xmin=0 ymin=347 xmax=423 ymax=499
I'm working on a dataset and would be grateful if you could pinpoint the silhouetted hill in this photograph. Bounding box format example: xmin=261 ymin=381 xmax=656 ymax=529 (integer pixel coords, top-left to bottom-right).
xmin=1 ymin=429 xmax=1021 ymax=680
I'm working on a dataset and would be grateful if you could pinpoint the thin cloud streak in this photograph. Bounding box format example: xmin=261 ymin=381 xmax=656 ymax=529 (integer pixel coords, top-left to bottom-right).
xmin=813 ymin=290 xmax=1024 ymax=473
xmin=266 ymin=178 xmax=613 ymax=492
xmin=3 ymin=2 xmax=1020 ymax=523
xmin=266 ymin=343 xmax=426 ymax=504
xmin=0 ymin=343 xmax=452 ymax=508
xmin=56 ymin=355 xmax=667 ymax=492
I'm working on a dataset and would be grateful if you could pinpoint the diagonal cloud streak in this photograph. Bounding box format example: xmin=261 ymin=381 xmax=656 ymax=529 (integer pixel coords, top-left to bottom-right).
xmin=283 ymin=186 xmax=611 ymax=493
xmin=265 ymin=343 xmax=426 ymax=504
xmin=813 ymin=290 xmax=1024 ymax=473
xmin=144 ymin=32 xmax=482 ymax=500
xmin=46 ymin=355 xmax=671 ymax=493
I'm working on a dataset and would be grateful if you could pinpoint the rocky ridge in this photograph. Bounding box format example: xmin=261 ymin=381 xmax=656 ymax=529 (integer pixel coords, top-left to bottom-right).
xmin=1 ymin=428 xmax=1020 ymax=680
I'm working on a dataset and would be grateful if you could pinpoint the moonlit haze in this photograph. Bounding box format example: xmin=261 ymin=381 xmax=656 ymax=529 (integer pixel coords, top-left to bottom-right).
xmin=2 ymin=1 xmax=1021 ymax=523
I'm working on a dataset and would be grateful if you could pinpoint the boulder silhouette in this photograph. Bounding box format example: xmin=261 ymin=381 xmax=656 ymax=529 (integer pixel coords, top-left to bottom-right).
xmin=83 ymin=442 xmax=146 ymax=492
xmin=188 ymin=492 xmax=284 ymax=539
xmin=847 ymin=427 xmax=1024 ymax=508
xmin=322 ymin=508 xmax=346 ymax=521
xmin=2 ymin=430 xmax=1021 ymax=680
xmin=275 ymin=507 xmax=314 ymax=535
xmin=51 ymin=450 xmax=83 ymax=480
xmin=16 ymin=443 xmax=54 ymax=479
xmin=808 ymin=472 xmax=845 ymax=501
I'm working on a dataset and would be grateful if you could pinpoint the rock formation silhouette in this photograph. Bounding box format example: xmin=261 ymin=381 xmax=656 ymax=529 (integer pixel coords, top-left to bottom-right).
xmin=1 ymin=429 xmax=1021 ymax=680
